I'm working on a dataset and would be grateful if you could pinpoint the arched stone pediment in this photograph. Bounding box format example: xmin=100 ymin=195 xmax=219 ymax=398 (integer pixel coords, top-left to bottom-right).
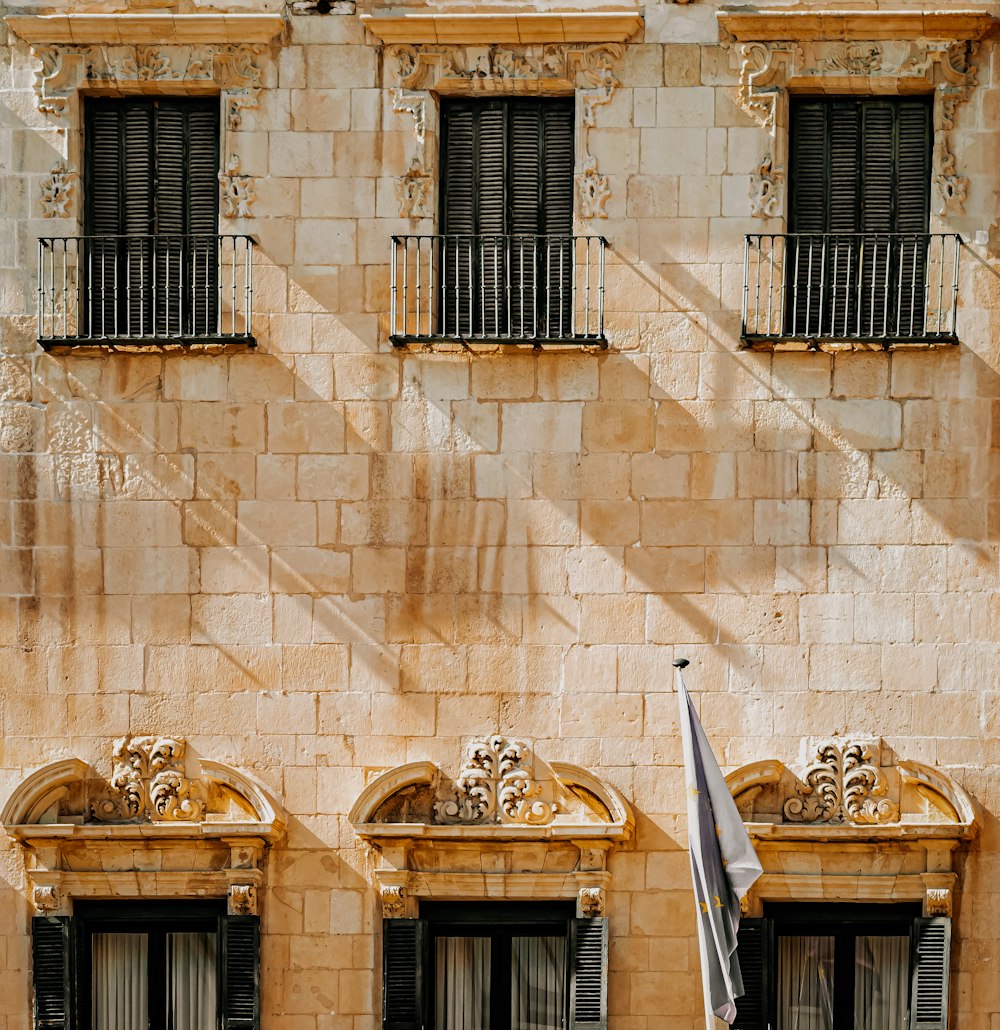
xmin=726 ymin=739 xmax=978 ymax=841
xmin=726 ymin=739 xmax=979 ymax=918
xmin=349 ymin=737 xmax=633 ymax=841
xmin=350 ymin=737 xmax=633 ymax=920
xmin=2 ymin=737 xmax=285 ymax=916
xmin=2 ymin=737 xmax=283 ymax=836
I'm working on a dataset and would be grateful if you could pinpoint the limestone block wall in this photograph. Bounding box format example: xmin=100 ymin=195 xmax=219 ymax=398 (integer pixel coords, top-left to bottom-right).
xmin=0 ymin=0 xmax=999 ymax=1026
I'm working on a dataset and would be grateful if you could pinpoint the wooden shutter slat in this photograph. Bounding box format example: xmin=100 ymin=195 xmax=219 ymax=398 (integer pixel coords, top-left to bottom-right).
xmin=910 ymin=916 xmax=951 ymax=1030
xmin=569 ymin=917 xmax=608 ymax=1030
xmin=32 ymin=916 xmax=73 ymax=1030
xmin=441 ymin=103 xmax=477 ymax=336
xmin=221 ymin=914 xmax=260 ymax=1030
xmin=541 ymin=100 xmax=574 ymax=336
xmin=383 ymin=918 xmax=427 ymax=1030
xmin=85 ymin=101 xmax=124 ymax=336
xmin=732 ymin=917 xmax=771 ymax=1030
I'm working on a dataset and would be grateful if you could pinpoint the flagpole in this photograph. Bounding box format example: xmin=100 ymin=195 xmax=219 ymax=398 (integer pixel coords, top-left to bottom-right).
xmin=674 ymin=656 xmax=763 ymax=1030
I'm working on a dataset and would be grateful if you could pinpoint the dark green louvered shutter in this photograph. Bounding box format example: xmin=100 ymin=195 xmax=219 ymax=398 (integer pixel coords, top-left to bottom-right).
xmin=383 ymin=918 xmax=427 ymax=1030
xmin=540 ymin=101 xmax=574 ymax=337
xmin=895 ymin=100 xmax=933 ymax=336
xmin=440 ymin=98 xmax=574 ymax=340
xmin=85 ymin=97 xmax=219 ymax=339
xmin=910 ymin=917 xmax=951 ymax=1030
xmin=32 ymin=916 xmax=74 ymax=1030
xmin=789 ymin=97 xmax=931 ymax=338
xmin=221 ymin=914 xmax=260 ymax=1030
xmin=568 ymin=917 xmax=608 ymax=1030
xmin=440 ymin=101 xmax=478 ymax=337
xmin=732 ymin=917 xmax=771 ymax=1030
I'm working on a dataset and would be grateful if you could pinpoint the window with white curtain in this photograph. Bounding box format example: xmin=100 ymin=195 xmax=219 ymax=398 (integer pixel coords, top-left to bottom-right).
xmin=772 ymin=905 xmax=916 ymax=1030
xmin=79 ymin=901 xmax=224 ymax=1030
xmin=426 ymin=902 xmax=573 ymax=1030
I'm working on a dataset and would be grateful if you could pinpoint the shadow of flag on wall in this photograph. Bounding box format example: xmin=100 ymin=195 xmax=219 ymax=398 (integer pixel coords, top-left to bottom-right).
xmin=676 ymin=663 xmax=763 ymax=1027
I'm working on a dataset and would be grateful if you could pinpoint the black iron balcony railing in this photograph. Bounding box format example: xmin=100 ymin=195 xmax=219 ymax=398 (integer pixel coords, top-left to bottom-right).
xmin=390 ymin=234 xmax=607 ymax=345
xmin=742 ymin=233 xmax=962 ymax=346
xmin=37 ymin=234 xmax=255 ymax=346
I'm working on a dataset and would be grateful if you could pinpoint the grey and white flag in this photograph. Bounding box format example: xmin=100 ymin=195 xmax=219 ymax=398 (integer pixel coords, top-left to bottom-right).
xmin=677 ymin=666 xmax=763 ymax=1027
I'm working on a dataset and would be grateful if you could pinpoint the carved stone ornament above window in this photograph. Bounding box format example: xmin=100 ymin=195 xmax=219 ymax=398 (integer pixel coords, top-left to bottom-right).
xmin=384 ymin=42 xmax=623 ymax=221
xmin=726 ymin=739 xmax=978 ymax=918
xmin=718 ymin=9 xmax=992 ymax=220
xmin=26 ymin=41 xmax=267 ymax=130
xmin=1 ymin=736 xmax=284 ymax=916
xmin=350 ymin=737 xmax=633 ymax=918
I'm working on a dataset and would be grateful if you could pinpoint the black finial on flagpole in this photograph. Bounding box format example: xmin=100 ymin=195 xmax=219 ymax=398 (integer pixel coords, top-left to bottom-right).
xmin=673 ymin=658 xmax=690 ymax=669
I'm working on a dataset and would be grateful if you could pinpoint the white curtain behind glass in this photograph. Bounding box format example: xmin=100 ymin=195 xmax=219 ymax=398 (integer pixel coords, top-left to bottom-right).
xmin=436 ymin=936 xmax=491 ymax=1030
xmin=778 ymin=936 xmax=835 ymax=1030
xmin=854 ymin=936 xmax=908 ymax=1030
xmin=511 ymin=935 xmax=566 ymax=1030
xmin=168 ymin=931 xmax=218 ymax=1030
xmin=92 ymin=932 xmax=148 ymax=1030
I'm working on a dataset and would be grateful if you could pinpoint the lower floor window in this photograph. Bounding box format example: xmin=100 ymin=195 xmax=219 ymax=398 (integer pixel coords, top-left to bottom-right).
xmin=89 ymin=917 xmax=218 ymax=1030
xmin=734 ymin=904 xmax=951 ymax=1030
xmin=32 ymin=900 xmax=260 ymax=1030
xmin=382 ymin=901 xmax=608 ymax=1030
xmin=432 ymin=906 xmax=570 ymax=1030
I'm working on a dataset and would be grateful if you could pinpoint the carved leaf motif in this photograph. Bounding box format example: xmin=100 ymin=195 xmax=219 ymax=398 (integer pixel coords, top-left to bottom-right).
xmin=784 ymin=740 xmax=898 ymax=825
xmin=434 ymin=736 xmax=557 ymax=826
xmin=93 ymin=736 xmax=205 ymax=823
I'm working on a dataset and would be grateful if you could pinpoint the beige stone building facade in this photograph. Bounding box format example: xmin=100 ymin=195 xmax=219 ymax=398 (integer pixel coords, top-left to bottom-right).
xmin=0 ymin=0 xmax=998 ymax=1026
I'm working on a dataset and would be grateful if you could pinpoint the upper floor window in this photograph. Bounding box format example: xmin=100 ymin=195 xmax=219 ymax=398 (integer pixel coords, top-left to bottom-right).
xmin=37 ymin=98 xmax=255 ymax=348
xmin=389 ymin=97 xmax=608 ymax=347
xmin=741 ymin=95 xmax=961 ymax=347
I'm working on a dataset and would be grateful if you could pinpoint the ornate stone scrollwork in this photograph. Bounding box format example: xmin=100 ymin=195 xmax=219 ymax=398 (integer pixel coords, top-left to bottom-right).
xmin=228 ymin=884 xmax=258 ymax=916
xmin=93 ymin=736 xmax=206 ymax=824
xmin=384 ymin=43 xmax=623 ymax=221
xmin=783 ymin=740 xmax=899 ymax=826
xmin=577 ymin=155 xmax=611 ymax=220
xmin=730 ymin=37 xmax=979 ymax=219
xmin=579 ymin=887 xmax=605 ymax=917
xmin=434 ymin=736 xmax=557 ymax=826
xmin=219 ymin=156 xmax=257 ymax=219
xmin=39 ymin=163 xmax=77 ymax=219
xmin=381 ymin=885 xmax=406 ymax=918
xmin=749 ymin=155 xmax=783 ymax=219
xmin=31 ymin=43 xmax=263 ymax=130
xmin=33 ymin=886 xmax=60 ymax=913
xmin=396 ymin=158 xmax=433 ymax=219
xmin=926 ymin=888 xmax=952 ymax=917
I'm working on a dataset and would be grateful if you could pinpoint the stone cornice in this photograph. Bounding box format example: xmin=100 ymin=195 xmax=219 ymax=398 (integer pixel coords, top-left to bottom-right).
xmin=5 ymin=14 xmax=286 ymax=46
xmin=359 ymin=11 xmax=643 ymax=45
xmin=717 ymin=9 xmax=994 ymax=43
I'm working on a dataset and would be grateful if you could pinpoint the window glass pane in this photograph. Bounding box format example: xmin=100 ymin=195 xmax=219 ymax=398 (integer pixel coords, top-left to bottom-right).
xmin=92 ymin=932 xmax=148 ymax=1030
xmin=511 ymin=935 xmax=566 ymax=1030
xmin=778 ymin=935 xmax=835 ymax=1030
xmin=168 ymin=931 xmax=218 ymax=1030
xmin=436 ymin=936 xmax=491 ymax=1030
xmin=854 ymin=935 xmax=908 ymax=1030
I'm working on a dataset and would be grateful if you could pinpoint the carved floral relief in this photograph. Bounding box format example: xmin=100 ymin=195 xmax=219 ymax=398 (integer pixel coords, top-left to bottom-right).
xmin=39 ymin=163 xmax=77 ymax=218
xmin=385 ymin=43 xmax=622 ymax=220
xmin=219 ymin=156 xmax=257 ymax=219
xmin=783 ymin=740 xmax=899 ymax=826
xmin=435 ymin=736 xmax=557 ymax=826
xmin=732 ymin=38 xmax=979 ymax=218
xmin=93 ymin=736 xmax=206 ymax=823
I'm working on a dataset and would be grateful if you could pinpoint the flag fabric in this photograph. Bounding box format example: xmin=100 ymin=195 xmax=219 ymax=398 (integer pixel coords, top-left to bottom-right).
xmin=676 ymin=665 xmax=763 ymax=1027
